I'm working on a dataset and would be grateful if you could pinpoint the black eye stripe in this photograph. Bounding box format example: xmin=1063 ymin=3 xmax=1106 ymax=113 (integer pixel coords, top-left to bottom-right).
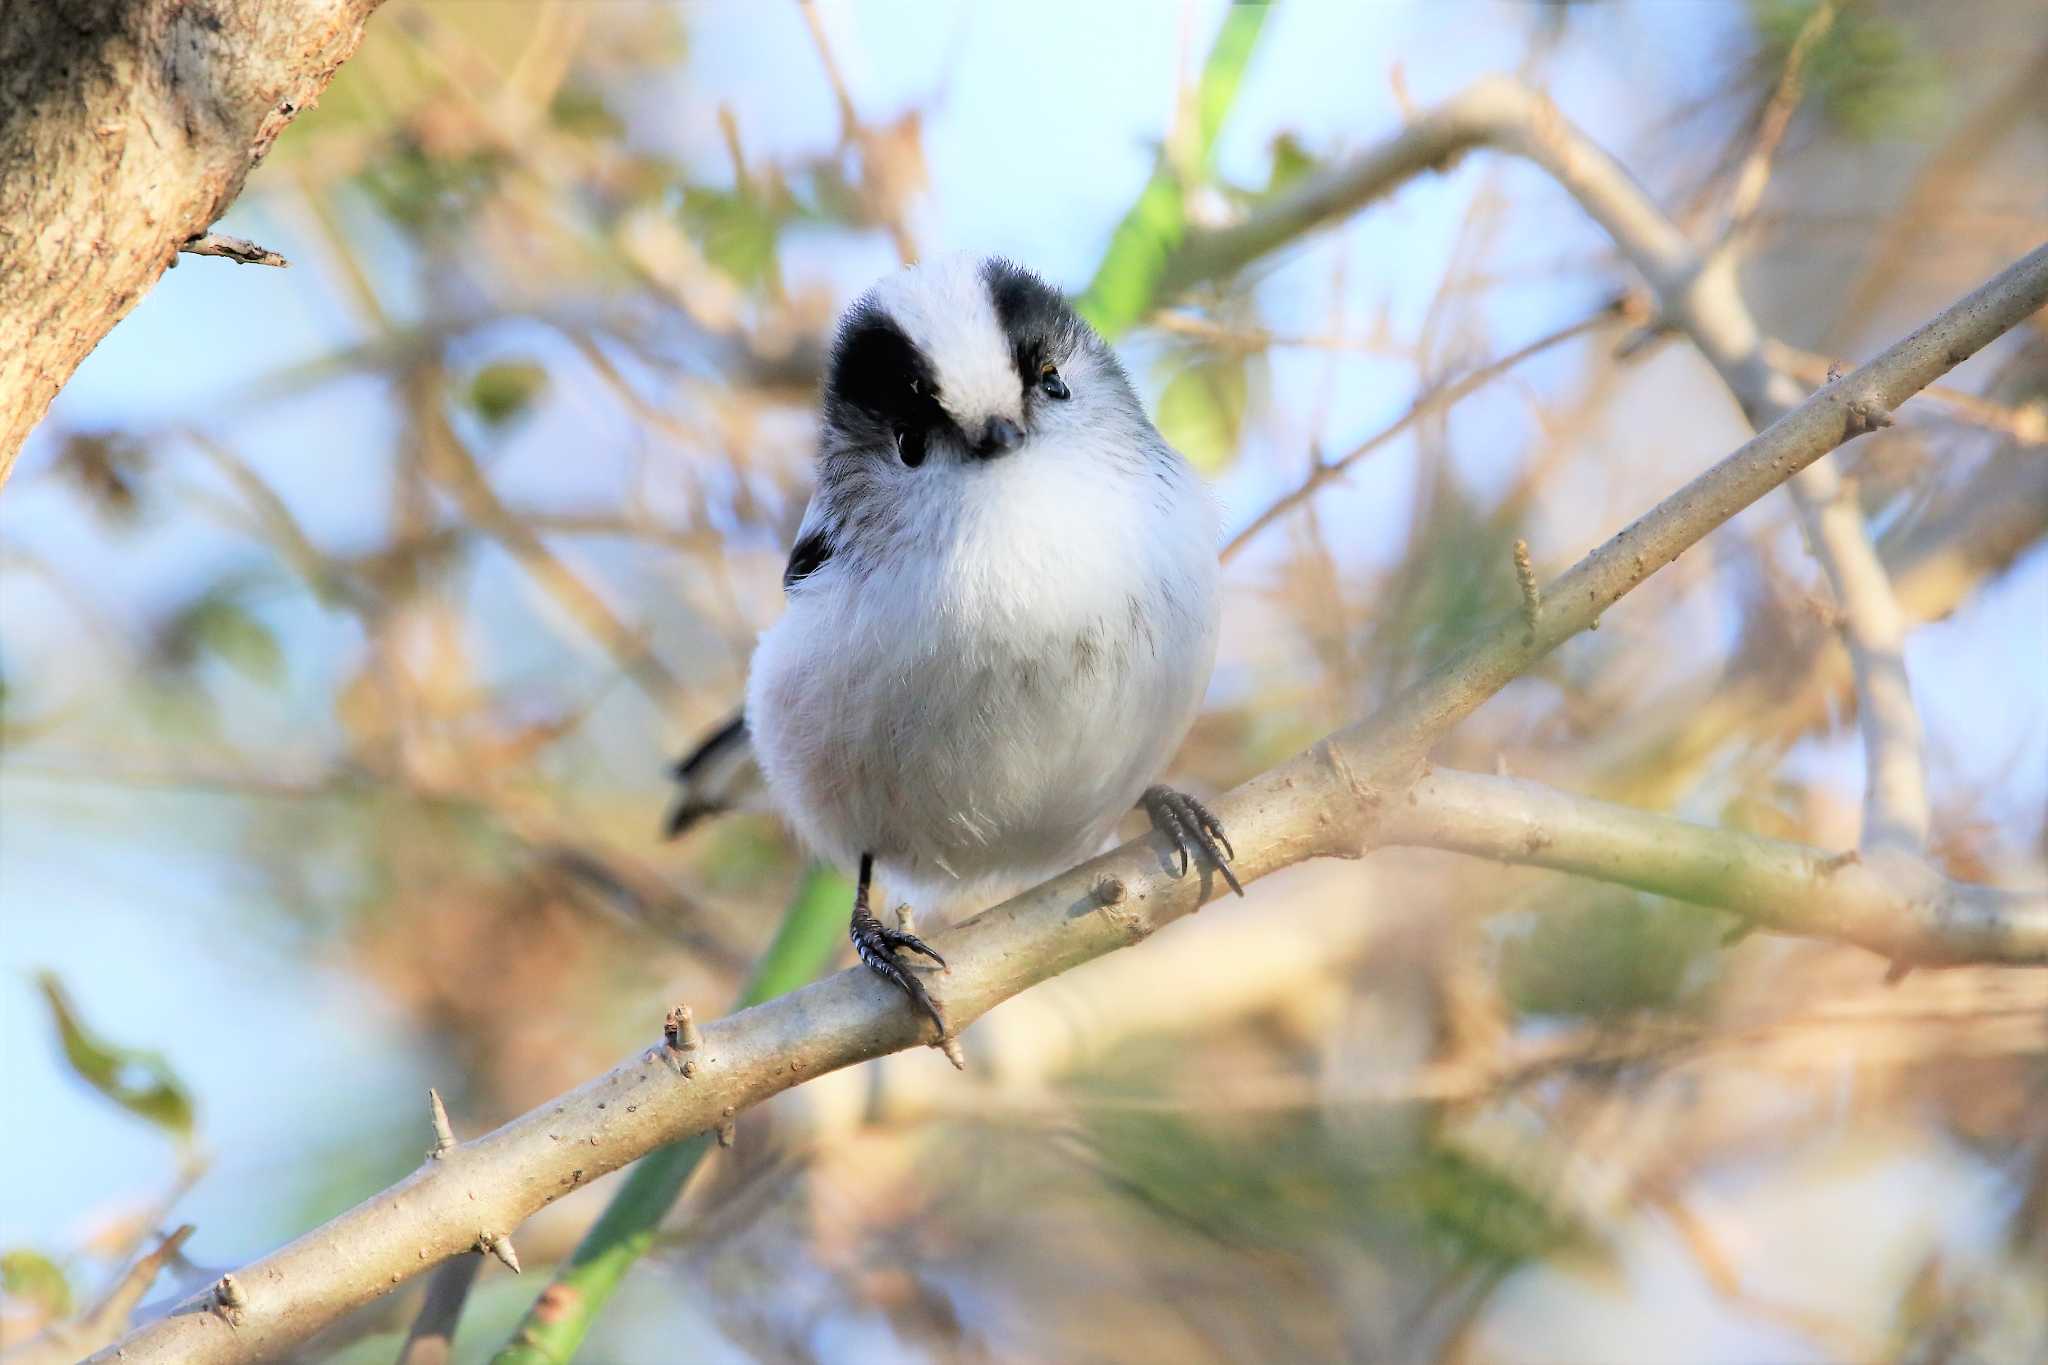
xmin=825 ymin=299 xmax=948 ymax=465
xmin=983 ymin=257 xmax=1076 ymax=394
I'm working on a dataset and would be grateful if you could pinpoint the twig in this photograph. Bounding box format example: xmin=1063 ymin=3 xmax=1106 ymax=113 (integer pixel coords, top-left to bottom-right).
xmin=178 ymin=233 xmax=289 ymax=268
xmin=1790 ymin=454 xmax=1929 ymax=853
xmin=1148 ymin=308 xmax=1405 ymax=356
xmin=91 ymin=239 xmax=2048 ymax=1365
xmin=1222 ymin=303 xmax=1620 ymax=560
xmin=796 ymin=0 xmax=919 ymax=265
xmin=395 ymin=1256 xmax=480 ymax=1365
xmin=412 ymin=367 xmax=684 ymax=707
xmin=3 ymin=1226 xmax=195 ymax=1365
xmin=1716 ymin=0 xmax=1839 ymax=247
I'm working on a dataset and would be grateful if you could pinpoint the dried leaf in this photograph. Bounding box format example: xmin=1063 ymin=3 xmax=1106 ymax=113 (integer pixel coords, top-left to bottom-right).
xmin=1155 ymin=351 xmax=1251 ymax=473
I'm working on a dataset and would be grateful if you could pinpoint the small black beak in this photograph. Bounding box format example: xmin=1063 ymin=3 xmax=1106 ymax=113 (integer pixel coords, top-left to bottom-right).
xmin=974 ymin=415 xmax=1024 ymax=459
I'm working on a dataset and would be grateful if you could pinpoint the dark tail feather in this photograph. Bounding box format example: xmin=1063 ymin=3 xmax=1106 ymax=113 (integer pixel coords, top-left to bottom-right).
xmin=662 ymin=799 xmax=720 ymax=840
xmin=663 ymin=712 xmax=754 ymax=839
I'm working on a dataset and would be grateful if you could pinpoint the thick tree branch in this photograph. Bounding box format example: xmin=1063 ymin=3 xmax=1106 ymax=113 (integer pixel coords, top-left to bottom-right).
xmin=1381 ymin=768 xmax=2048 ymax=967
xmin=93 ymin=234 xmax=2048 ymax=1365
xmin=0 ymin=0 xmax=387 ymax=486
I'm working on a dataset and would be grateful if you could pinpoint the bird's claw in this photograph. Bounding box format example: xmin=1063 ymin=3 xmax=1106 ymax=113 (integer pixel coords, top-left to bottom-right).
xmin=1142 ymin=785 xmax=1243 ymax=897
xmin=851 ymin=905 xmax=949 ymax=1035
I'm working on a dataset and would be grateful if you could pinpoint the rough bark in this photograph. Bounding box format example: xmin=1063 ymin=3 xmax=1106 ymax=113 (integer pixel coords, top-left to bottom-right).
xmin=0 ymin=0 xmax=386 ymax=485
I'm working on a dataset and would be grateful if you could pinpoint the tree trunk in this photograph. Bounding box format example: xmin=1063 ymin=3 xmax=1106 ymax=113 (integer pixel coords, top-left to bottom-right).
xmin=0 ymin=0 xmax=386 ymax=487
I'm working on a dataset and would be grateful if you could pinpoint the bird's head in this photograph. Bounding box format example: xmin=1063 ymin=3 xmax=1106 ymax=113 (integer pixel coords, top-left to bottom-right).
xmin=819 ymin=254 xmax=1137 ymax=472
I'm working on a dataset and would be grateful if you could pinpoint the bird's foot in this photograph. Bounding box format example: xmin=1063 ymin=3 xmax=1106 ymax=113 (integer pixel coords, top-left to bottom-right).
xmin=1141 ymin=785 xmax=1243 ymax=897
xmin=851 ymin=903 xmax=949 ymax=1036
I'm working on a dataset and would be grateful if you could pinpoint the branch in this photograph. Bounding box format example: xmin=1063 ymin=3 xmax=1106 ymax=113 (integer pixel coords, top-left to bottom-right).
xmin=93 ymin=236 xmax=2048 ymax=1365
xmin=178 ymin=233 xmax=289 ymax=268
xmin=1173 ymin=77 xmax=1947 ymax=854
xmin=1222 ymin=301 xmax=1625 ymax=560
xmin=1766 ymin=340 xmax=2047 ymax=445
xmin=393 ymin=1257 xmax=480 ymax=1365
xmin=1379 ymin=767 xmax=2048 ymax=967
xmin=412 ymin=366 xmax=685 ymax=707
xmin=0 ymin=0 xmax=387 ymax=485
xmin=1716 ymin=0 xmax=1839 ymax=246
xmin=4 ymin=1225 xmax=194 ymax=1365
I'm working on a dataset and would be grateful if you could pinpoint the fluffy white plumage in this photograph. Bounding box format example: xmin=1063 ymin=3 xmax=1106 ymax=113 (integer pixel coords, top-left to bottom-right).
xmin=743 ymin=254 xmax=1221 ymax=918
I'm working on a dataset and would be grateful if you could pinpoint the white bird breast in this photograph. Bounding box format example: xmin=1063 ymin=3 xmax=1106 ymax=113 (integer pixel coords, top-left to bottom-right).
xmin=746 ymin=426 xmax=1221 ymax=917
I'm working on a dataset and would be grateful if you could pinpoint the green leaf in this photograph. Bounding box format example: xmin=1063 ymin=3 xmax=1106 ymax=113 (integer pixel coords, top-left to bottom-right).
xmin=1751 ymin=0 xmax=1943 ymax=139
xmin=1 ymin=1248 xmax=74 ymax=1320
xmin=1501 ymin=890 xmax=1722 ymax=1019
xmin=679 ymin=180 xmax=806 ymax=293
xmin=1262 ymin=131 xmax=1319 ymax=197
xmin=466 ymin=361 xmax=549 ymax=427
xmin=37 ymin=972 xmax=196 ymax=1140
xmin=1154 ymin=350 xmax=1251 ymax=472
xmin=179 ymin=593 xmax=286 ymax=690
xmin=1076 ymin=2 xmax=1276 ymax=338
xmin=1380 ymin=1144 xmax=1585 ymax=1271
xmin=355 ymin=139 xmax=503 ymax=234
xmin=548 ymin=85 xmax=625 ymax=141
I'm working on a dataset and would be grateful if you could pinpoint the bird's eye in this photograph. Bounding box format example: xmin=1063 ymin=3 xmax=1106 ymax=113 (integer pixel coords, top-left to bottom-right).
xmin=1039 ymin=365 xmax=1070 ymax=401
xmin=894 ymin=425 xmax=927 ymax=468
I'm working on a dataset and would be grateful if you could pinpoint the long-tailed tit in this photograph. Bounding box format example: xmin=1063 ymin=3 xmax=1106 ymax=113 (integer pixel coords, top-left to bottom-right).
xmin=667 ymin=255 xmax=1239 ymax=1034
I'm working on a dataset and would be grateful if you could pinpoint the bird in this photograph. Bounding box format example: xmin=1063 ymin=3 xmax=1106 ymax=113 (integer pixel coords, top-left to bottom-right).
xmin=666 ymin=253 xmax=1239 ymax=1035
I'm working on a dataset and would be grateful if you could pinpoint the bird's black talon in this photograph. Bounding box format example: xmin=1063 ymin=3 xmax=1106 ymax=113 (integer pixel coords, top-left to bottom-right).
xmin=1141 ymin=785 xmax=1244 ymax=897
xmin=883 ymin=922 xmax=946 ymax=969
xmin=850 ymin=856 xmax=949 ymax=1036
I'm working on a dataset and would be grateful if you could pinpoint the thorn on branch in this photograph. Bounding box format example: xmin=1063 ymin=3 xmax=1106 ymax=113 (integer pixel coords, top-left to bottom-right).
xmin=1843 ymin=398 xmax=1895 ymax=438
xmin=479 ymin=1231 xmax=521 ymax=1274
xmin=180 ymin=232 xmax=289 ymax=267
xmin=1513 ymin=539 xmax=1541 ymax=635
xmin=894 ymin=903 xmax=919 ymax=937
xmin=717 ymin=1106 xmax=736 ymax=1148
xmin=1883 ymin=959 xmax=1913 ymax=986
xmin=428 ymin=1087 xmax=457 ymax=1158
xmin=664 ymin=1004 xmax=702 ymax=1054
xmin=214 ymin=1272 xmax=247 ymax=1324
xmin=940 ymin=1035 xmax=967 ymax=1070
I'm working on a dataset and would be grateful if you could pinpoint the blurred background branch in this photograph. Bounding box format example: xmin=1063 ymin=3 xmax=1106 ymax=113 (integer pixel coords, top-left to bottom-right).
xmin=88 ymin=239 xmax=2048 ymax=1364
